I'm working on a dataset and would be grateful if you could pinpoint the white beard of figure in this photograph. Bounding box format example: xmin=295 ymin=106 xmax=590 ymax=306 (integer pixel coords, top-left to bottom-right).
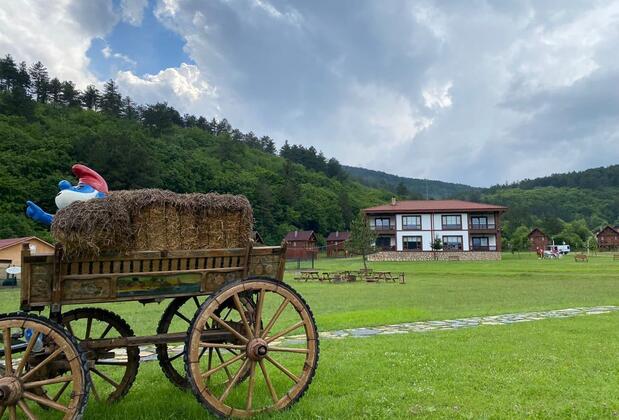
xmin=55 ymin=189 xmax=99 ymax=210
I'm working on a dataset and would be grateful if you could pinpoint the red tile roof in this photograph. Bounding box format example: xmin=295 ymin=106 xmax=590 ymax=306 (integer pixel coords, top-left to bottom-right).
xmin=284 ymin=230 xmax=316 ymax=241
xmin=363 ymin=199 xmax=507 ymax=214
xmin=326 ymin=231 xmax=350 ymax=241
xmin=0 ymin=236 xmax=53 ymax=251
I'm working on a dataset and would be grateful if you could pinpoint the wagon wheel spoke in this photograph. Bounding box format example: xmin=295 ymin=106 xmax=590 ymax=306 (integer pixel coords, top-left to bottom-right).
xmin=245 ymin=361 xmax=257 ymax=410
xmin=90 ymin=380 xmax=101 ymax=402
xmin=265 ymin=355 xmax=300 ymax=383
xmin=16 ymin=330 xmax=39 ymax=376
xmin=20 ymin=348 xmax=62 ymax=382
xmin=210 ymin=314 xmax=248 ymax=344
xmin=23 ymin=374 xmax=74 ymax=389
xmin=233 ymin=294 xmax=254 ymax=339
xmin=261 ymin=298 xmax=289 ymax=339
xmin=84 ymin=317 xmax=93 ymax=340
xmin=23 ymin=391 xmax=69 ymax=413
xmin=8 ymin=405 xmax=16 ymax=420
xmin=266 ymin=320 xmax=306 ymax=344
xmin=215 ymin=348 xmax=234 ymax=381
xmin=17 ymin=400 xmax=36 ymax=420
xmin=201 ymin=351 xmax=245 ymax=379
xmin=99 ymin=324 xmax=114 ymax=340
xmin=0 ymin=405 xmax=6 ymax=418
xmin=258 ymin=359 xmax=279 ymax=403
xmin=174 ymin=311 xmax=192 ymax=324
xmin=219 ymin=358 xmax=249 ymax=403
xmin=52 ymin=381 xmax=70 ymax=402
xmin=91 ymin=367 xmax=121 ymax=389
xmin=254 ymin=289 xmax=266 ymax=337
xmin=2 ymin=327 xmax=13 ymax=375
xmin=168 ymin=351 xmax=184 ymax=362
xmin=268 ymin=346 xmax=309 ymax=354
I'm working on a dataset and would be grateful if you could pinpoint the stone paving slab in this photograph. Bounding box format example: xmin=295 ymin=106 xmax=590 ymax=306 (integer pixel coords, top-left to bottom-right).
xmin=130 ymin=306 xmax=619 ymax=363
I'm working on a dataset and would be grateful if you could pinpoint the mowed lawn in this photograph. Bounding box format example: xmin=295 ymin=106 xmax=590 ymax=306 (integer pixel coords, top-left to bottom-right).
xmin=0 ymin=253 xmax=618 ymax=418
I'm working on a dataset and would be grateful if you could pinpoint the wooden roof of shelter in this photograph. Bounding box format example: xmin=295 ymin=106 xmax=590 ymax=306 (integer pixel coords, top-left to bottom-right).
xmin=0 ymin=236 xmax=53 ymax=252
xmin=528 ymin=228 xmax=549 ymax=238
xmin=326 ymin=231 xmax=350 ymax=242
xmin=284 ymin=231 xmax=316 ymax=242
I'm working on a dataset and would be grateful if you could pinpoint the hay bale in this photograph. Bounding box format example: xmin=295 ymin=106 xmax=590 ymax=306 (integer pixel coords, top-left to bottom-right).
xmin=51 ymin=189 xmax=253 ymax=257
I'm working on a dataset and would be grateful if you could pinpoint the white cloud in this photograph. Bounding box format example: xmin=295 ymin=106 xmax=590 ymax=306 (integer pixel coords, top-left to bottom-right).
xmin=101 ymin=45 xmax=137 ymax=67
xmin=422 ymin=81 xmax=453 ymax=110
xmin=0 ymin=0 xmax=118 ymax=86
xmin=120 ymin=0 xmax=149 ymax=26
xmin=116 ymin=63 xmax=218 ymax=111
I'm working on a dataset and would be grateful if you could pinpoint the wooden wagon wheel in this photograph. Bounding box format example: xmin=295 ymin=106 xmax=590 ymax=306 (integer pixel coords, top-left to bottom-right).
xmin=0 ymin=312 xmax=90 ymax=420
xmin=61 ymin=308 xmax=139 ymax=403
xmin=156 ymin=296 xmax=206 ymax=389
xmin=185 ymin=278 xmax=319 ymax=417
xmin=156 ymin=296 xmax=257 ymax=390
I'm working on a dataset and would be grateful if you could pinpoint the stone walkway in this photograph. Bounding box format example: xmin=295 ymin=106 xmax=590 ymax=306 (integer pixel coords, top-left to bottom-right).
xmin=135 ymin=306 xmax=619 ymax=362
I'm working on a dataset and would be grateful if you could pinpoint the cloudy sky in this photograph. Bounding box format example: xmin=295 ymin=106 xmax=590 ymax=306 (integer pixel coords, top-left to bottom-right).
xmin=1 ymin=0 xmax=618 ymax=186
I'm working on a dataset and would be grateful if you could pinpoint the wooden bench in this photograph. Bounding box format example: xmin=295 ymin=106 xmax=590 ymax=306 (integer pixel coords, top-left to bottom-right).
xmin=574 ymin=254 xmax=588 ymax=262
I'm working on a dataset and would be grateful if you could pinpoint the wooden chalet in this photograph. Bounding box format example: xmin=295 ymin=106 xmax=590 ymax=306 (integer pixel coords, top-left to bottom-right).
xmin=528 ymin=228 xmax=550 ymax=252
xmin=326 ymin=231 xmax=350 ymax=257
xmin=283 ymin=230 xmax=318 ymax=259
xmin=596 ymin=225 xmax=619 ymax=251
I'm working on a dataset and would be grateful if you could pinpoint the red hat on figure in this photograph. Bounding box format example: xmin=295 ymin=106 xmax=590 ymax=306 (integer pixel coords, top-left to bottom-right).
xmin=72 ymin=164 xmax=109 ymax=194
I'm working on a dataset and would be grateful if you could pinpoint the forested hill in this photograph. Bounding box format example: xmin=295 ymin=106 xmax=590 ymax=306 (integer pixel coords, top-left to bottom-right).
xmin=0 ymin=103 xmax=392 ymax=244
xmin=487 ymin=165 xmax=619 ymax=191
xmin=343 ymin=165 xmax=477 ymax=199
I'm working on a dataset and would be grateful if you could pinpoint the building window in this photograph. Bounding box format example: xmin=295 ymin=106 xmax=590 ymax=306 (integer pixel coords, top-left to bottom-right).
xmin=441 ymin=215 xmax=462 ymax=230
xmin=402 ymin=215 xmax=422 ymax=230
xmin=443 ymin=235 xmax=463 ymax=250
xmin=471 ymin=237 xmax=489 ymax=250
xmin=403 ymin=236 xmax=422 ymax=251
xmin=373 ymin=218 xmax=392 ymax=230
xmin=375 ymin=236 xmax=392 ymax=250
xmin=470 ymin=216 xmax=488 ymax=229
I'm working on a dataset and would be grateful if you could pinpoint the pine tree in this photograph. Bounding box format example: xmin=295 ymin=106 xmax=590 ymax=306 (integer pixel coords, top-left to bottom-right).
xmin=47 ymin=77 xmax=62 ymax=104
xmin=121 ymin=96 xmax=139 ymax=120
xmin=0 ymin=54 xmax=18 ymax=91
xmin=99 ymin=79 xmax=122 ymax=116
xmin=81 ymin=85 xmax=100 ymax=110
xmin=29 ymin=61 xmax=49 ymax=102
xmin=61 ymin=81 xmax=80 ymax=106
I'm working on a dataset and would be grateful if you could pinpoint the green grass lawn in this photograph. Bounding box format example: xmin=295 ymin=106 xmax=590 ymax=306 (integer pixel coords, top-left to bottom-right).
xmin=1 ymin=253 xmax=618 ymax=418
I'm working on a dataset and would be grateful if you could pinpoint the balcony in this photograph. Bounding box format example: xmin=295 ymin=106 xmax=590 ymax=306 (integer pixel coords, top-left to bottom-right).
xmin=471 ymin=245 xmax=498 ymax=251
xmin=402 ymin=224 xmax=422 ymax=231
xmin=441 ymin=224 xmax=462 ymax=230
xmin=370 ymin=224 xmax=396 ymax=232
xmin=469 ymin=223 xmax=497 ymax=231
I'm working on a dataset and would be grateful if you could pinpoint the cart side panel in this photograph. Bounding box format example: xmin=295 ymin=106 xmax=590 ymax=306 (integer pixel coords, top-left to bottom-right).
xmin=20 ymin=245 xmax=55 ymax=310
xmin=248 ymin=245 xmax=286 ymax=280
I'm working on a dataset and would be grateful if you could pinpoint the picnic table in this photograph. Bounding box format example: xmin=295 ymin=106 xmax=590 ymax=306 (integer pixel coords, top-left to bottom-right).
xmin=295 ymin=270 xmax=323 ymax=282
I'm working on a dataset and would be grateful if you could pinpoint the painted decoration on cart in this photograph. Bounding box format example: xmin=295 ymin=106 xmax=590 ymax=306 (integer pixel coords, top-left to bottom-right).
xmin=25 ymin=164 xmax=109 ymax=225
xmin=116 ymin=273 xmax=203 ymax=297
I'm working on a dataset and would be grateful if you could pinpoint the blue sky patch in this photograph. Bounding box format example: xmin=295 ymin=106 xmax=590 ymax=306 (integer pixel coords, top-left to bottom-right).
xmin=87 ymin=2 xmax=191 ymax=80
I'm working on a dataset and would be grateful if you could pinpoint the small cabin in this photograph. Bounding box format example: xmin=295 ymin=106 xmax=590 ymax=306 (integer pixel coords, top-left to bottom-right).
xmin=596 ymin=225 xmax=619 ymax=251
xmin=326 ymin=231 xmax=350 ymax=257
xmin=284 ymin=230 xmax=317 ymax=259
xmin=528 ymin=228 xmax=550 ymax=252
xmin=0 ymin=236 xmax=55 ymax=280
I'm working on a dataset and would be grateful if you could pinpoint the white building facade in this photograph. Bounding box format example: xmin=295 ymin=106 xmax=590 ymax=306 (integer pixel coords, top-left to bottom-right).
xmin=364 ymin=200 xmax=506 ymax=253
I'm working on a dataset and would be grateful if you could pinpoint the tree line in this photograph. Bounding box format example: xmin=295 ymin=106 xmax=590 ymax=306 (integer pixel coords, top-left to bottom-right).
xmin=0 ymin=54 xmax=346 ymax=178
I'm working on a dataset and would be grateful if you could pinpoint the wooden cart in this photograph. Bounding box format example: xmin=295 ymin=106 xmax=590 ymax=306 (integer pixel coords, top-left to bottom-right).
xmin=1 ymin=241 xmax=319 ymax=418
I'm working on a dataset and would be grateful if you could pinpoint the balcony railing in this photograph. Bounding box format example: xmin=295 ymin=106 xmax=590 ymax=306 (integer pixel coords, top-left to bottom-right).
xmin=469 ymin=223 xmax=497 ymax=230
xmin=370 ymin=224 xmax=396 ymax=231
xmin=402 ymin=225 xmax=422 ymax=230
xmin=442 ymin=224 xmax=462 ymax=230
xmin=471 ymin=245 xmax=498 ymax=251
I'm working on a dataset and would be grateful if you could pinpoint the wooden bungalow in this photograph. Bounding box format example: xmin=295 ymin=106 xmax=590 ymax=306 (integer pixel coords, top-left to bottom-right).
xmin=596 ymin=225 xmax=619 ymax=251
xmin=283 ymin=230 xmax=318 ymax=259
xmin=528 ymin=228 xmax=550 ymax=252
xmin=326 ymin=231 xmax=350 ymax=257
